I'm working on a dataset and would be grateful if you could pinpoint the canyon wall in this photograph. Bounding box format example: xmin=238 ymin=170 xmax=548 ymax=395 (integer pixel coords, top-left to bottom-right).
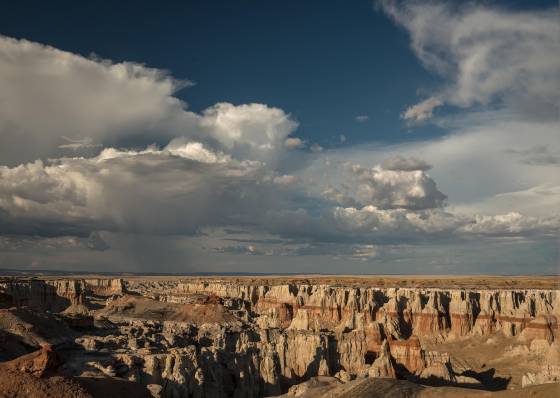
xmin=115 ymin=279 xmax=558 ymax=395
xmin=169 ymin=280 xmax=559 ymax=342
xmin=1 ymin=277 xmax=558 ymax=397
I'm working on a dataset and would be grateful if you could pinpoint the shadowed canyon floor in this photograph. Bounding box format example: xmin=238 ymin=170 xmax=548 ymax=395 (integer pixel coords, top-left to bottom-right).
xmin=0 ymin=275 xmax=558 ymax=397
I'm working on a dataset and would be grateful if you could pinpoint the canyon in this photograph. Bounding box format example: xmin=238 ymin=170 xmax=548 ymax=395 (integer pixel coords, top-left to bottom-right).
xmin=0 ymin=275 xmax=558 ymax=397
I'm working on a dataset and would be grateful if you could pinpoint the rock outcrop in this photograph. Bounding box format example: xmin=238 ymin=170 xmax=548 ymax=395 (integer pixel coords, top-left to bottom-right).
xmin=3 ymin=344 xmax=61 ymax=377
xmin=366 ymin=340 xmax=396 ymax=378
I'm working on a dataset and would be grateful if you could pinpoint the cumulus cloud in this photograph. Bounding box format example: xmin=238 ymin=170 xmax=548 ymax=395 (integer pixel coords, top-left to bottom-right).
xmin=0 ymin=35 xmax=196 ymax=164
xmin=265 ymin=204 xmax=559 ymax=245
xmin=164 ymin=139 xmax=231 ymax=164
xmin=0 ymin=36 xmax=298 ymax=166
xmin=326 ymin=206 xmax=558 ymax=241
xmin=330 ymin=206 xmax=463 ymax=237
xmin=380 ymin=1 xmax=560 ymax=121
xmin=0 ymin=143 xmax=277 ymax=237
xmin=1 ymin=32 xmax=558 ymax=272
xmin=459 ymin=212 xmax=559 ymax=237
xmin=346 ymin=164 xmax=446 ymax=209
xmin=198 ymin=102 xmax=299 ymax=163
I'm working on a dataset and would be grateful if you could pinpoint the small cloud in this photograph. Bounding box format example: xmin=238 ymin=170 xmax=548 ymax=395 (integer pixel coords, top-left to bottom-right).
xmin=355 ymin=115 xmax=369 ymax=123
xmin=273 ymin=175 xmax=297 ymax=185
xmin=284 ymin=137 xmax=305 ymax=150
xmin=310 ymin=143 xmax=323 ymax=153
xmin=401 ymin=97 xmax=442 ymax=122
xmin=339 ymin=134 xmax=347 ymax=143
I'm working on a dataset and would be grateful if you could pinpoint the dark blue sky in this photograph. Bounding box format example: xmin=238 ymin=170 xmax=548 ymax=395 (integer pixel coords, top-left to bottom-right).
xmin=0 ymin=0 xmax=555 ymax=148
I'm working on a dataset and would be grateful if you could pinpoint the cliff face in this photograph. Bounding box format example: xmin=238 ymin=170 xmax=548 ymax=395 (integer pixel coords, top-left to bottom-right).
xmin=0 ymin=279 xmax=85 ymax=311
xmin=0 ymin=278 xmax=125 ymax=312
xmin=172 ymin=281 xmax=558 ymax=342
xmin=84 ymin=278 xmax=125 ymax=296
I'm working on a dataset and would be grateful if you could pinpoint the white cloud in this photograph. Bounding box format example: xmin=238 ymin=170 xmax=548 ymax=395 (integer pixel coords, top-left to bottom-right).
xmin=0 ymin=36 xmax=298 ymax=166
xmin=330 ymin=206 xmax=463 ymax=236
xmin=355 ymin=115 xmax=369 ymax=122
xmin=328 ymin=205 xmax=558 ymax=239
xmin=0 ymin=35 xmax=197 ymax=164
xmin=284 ymin=137 xmax=305 ymax=150
xmin=380 ymin=1 xmax=560 ymax=121
xmin=165 ymin=140 xmax=231 ymax=164
xmin=199 ymin=102 xmax=298 ymax=162
xmin=0 ymin=144 xmax=272 ymax=236
xmin=0 ymin=31 xmax=558 ymax=272
xmin=344 ymin=164 xmax=446 ymax=210
xmin=401 ymin=97 xmax=442 ymax=122
xmin=313 ymin=119 xmax=560 ymax=215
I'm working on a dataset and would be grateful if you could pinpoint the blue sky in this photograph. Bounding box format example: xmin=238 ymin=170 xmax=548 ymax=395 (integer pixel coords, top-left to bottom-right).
xmin=1 ymin=0 xmax=555 ymax=146
xmin=0 ymin=1 xmax=558 ymax=274
xmin=1 ymin=0 xmax=444 ymax=146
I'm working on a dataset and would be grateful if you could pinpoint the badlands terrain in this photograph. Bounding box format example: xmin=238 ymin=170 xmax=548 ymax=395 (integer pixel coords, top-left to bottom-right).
xmin=0 ymin=275 xmax=558 ymax=397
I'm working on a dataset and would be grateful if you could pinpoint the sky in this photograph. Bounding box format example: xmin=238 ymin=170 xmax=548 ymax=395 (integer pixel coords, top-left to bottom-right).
xmin=0 ymin=0 xmax=558 ymax=274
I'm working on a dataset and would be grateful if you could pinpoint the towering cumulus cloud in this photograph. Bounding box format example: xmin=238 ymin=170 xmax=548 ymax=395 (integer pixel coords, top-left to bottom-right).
xmin=0 ymin=36 xmax=299 ymax=165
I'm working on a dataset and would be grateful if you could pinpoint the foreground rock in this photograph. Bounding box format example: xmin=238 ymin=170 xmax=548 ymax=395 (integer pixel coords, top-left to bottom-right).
xmin=0 ymin=344 xmax=91 ymax=398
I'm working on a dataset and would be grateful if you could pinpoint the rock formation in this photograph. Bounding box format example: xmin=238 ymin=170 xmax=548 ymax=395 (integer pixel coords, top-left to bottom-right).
xmin=366 ymin=340 xmax=396 ymax=378
xmin=0 ymin=276 xmax=558 ymax=397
